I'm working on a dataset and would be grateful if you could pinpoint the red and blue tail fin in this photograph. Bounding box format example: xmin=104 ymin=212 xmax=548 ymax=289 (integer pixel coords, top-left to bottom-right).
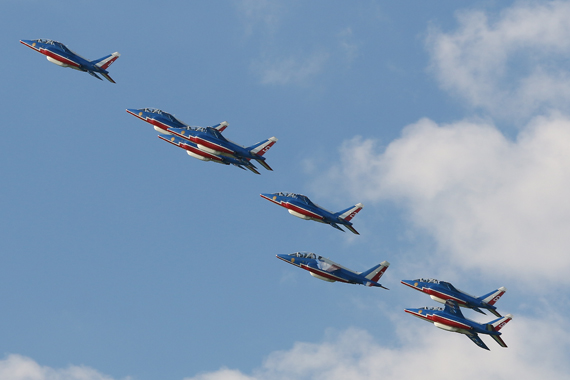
xmin=336 ymin=203 xmax=364 ymax=222
xmin=479 ymin=287 xmax=507 ymax=306
xmin=93 ymin=52 xmax=120 ymax=70
xmin=486 ymin=314 xmax=513 ymax=348
xmin=361 ymin=261 xmax=390 ymax=287
xmin=248 ymin=137 xmax=278 ymax=157
xmin=213 ymin=121 xmax=229 ymax=132
xmin=248 ymin=137 xmax=277 ymax=171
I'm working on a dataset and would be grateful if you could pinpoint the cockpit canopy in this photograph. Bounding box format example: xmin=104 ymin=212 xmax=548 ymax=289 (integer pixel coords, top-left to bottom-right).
xmin=414 ymin=278 xmax=440 ymax=284
xmin=289 ymin=252 xmax=323 ymax=260
xmin=276 ymin=193 xmax=314 ymax=205
xmin=35 ymin=39 xmax=70 ymax=52
xmin=143 ymin=108 xmax=188 ymax=127
xmin=420 ymin=306 xmax=443 ymax=311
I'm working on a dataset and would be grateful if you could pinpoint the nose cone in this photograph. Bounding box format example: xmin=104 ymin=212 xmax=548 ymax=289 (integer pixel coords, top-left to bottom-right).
xmin=20 ymin=39 xmax=38 ymax=50
xmin=276 ymin=254 xmax=289 ymax=261
xmin=401 ymin=280 xmax=420 ymax=290
xmin=260 ymin=193 xmax=277 ymax=202
xmin=126 ymin=108 xmax=146 ymax=120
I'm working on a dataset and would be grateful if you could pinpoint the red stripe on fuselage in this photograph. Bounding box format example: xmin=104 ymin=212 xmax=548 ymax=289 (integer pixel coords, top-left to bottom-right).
xmin=20 ymin=41 xmax=41 ymax=52
xmin=431 ymin=315 xmax=472 ymax=330
xmin=283 ymin=203 xmax=324 ymax=219
xmin=41 ymin=49 xmax=81 ymax=67
xmin=405 ymin=309 xmax=432 ymax=321
xmin=300 ymin=264 xmax=349 ymax=283
xmin=425 ymin=289 xmax=468 ymax=305
xmin=193 ymin=137 xmax=235 ymax=155
xmin=260 ymin=194 xmax=282 ymax=205
xmin=126 ymin=110 xmax=148 ymax=122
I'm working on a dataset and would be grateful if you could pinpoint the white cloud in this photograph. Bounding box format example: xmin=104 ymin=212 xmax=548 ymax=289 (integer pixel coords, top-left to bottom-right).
xmin=315 ymin=114 xmax=570 ymax=286
xmin=237 ymin=0 xmax=283 ymax=37
xmin=0 ymin=354 xmax=121 ymax=380
xmin=183 ymin=314 xmax=570 ymax=380
xmin=427 ymin=1 xmax=570 ymax=118
xmin=254 ymin=51 xmax=329 ymax=85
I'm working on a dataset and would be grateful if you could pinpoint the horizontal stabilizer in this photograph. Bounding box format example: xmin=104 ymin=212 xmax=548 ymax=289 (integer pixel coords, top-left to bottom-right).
xmin=329 ymin=223 xmax=345 ymax=232
xmin=88 ymin=71 xmax=103 ymax=81
xmin=345 ymin=224 xmax=360 ymax=235
xmin=100 ymin=72 xmax=116 ymax=83
xmin=472 ymin=307 xmax=487 ymax=315
xmin=255 ymin=158 xmax=273 ymax=171
xmin=467 ymin=334 xmax=489 ymax=350
xmin=244 ymin=165 xmax=260 ymax=175
xmin=491 ymin=334 xmax=508 ymax=348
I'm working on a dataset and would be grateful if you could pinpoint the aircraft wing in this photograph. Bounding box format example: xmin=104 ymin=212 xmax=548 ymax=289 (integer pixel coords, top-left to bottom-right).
xmin=316 ymin=259 xmax=340 ymax=272
xmin=466 ymin=333 xmax=489 ymax=350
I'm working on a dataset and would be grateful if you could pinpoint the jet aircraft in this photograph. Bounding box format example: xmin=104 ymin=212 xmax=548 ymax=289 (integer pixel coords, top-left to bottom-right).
xmin=401 ymin=278 xmax=506 ymax=317
xmin=20 ymin=39 xmax=120 ymax=83
xmin=276 ymin=252 xmax=390 ymax=289
xmin=126 ymin=108 xmax=277 ymax=174
xmin=405 ymin=299 xmax=513 ymax=350
xmin=260 ymin=192 xmax=363 ymax=234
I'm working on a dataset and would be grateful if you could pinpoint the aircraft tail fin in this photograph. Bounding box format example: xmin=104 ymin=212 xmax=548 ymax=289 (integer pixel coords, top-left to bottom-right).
xmin=248 ymin=137 xmax=278 ymax=157
xmin=93 ymin=52 xmax=120 ymax=70
xmin=361 ymin=261 xmax=390 ymax=282
xmin=479 ymin=287 xmax=507 ymax=306
xmin=212 ymin=121 xmax=229 ymax=132
xmin=487 ymin=314 xmax=513 ymax=333
xmin=336 ymin=203 xmax=364 ymax=222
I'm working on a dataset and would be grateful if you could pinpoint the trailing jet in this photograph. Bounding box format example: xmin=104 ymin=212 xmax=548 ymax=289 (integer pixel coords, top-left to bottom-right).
xmin=20 ymin=39 xmax=120 ymax=83
xmin=276 ymin=252 xmax=389 ymax=289
xmin=260 ymin=192 xmax=363 ymax=234
xmin=405 ymin=299 xmax=513 ymax=350
xmin=126 ymin=108 xmax=277 ymax=174
xmin=401 ymin=278 xmax=506 ymax=317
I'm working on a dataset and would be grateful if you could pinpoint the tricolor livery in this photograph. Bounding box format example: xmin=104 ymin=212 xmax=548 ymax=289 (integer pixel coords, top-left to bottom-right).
xmin=126 ymin=108 xmax=277 ymax=174
xmin=20 ymin=39 xmax=120 ymax=83
xmin=405 ymin=300 xmax=513 ymax=350
xmin=277 ymin=252 xmax=390 ymax=289
xmin=260 ymin=192 xmax=363 ymax=234
xmin=401 ymin=278 xmax=506 ymax=317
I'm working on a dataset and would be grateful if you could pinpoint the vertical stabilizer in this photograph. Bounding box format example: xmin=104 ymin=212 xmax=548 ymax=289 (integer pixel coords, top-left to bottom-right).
xmin=336 ymin=203 xmax=363 ymax=222
xmin=361 ymin=261 xmax=390 ymax=282
xmin=480 ymin=287 xmax=507 ymax=306
xmin=248 ymin=137 xmax=278 ymax=157
xmin=93 ymin=52 xmax=120 ymax=70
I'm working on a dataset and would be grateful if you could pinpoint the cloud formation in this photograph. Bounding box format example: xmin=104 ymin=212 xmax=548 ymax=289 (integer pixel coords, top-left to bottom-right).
xmin=184 ymin=314 xmax=570 ymax=380
xmin=427 ymin=1 xmax=570 ymax=119
xmin=0 ymin=354 xmax=121 ymax=380
xmin=316 ymin=114 xmax=570 ymax=285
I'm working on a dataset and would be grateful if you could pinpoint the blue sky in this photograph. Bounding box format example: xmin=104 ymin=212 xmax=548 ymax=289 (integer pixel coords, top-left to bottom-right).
xmin=1 ymin=1 xmax=570 ymax=379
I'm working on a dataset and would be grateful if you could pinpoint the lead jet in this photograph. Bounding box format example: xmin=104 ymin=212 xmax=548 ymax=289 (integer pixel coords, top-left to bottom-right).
xmin=405 ymin=299 xmax=513 ymax=350
xmin=126 ymin=108 xmax=277 ymax=174
xmin=277 ymin=252 xmax=390 ymax=289
xmin=401 ymin=278 xmax=506 ymax=317
xmin=20 ymin=39 xmax=120 ymax=83
xmin=260 ymin=192 xmax=363 ymax=234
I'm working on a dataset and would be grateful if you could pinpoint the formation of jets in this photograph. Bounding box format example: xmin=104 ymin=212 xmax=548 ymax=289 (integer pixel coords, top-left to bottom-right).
xmin=21 ymin=38 xmax=513 ymax=352
xmin=277 ymin=252 xmax=390 ymax=289
xmin=126 ymin=108 xmax=277 ymax=174
xmin=20 ymin=39 xmax=120 ymax=83
xmin=403 ymin=279 xmax=511 ymax=350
